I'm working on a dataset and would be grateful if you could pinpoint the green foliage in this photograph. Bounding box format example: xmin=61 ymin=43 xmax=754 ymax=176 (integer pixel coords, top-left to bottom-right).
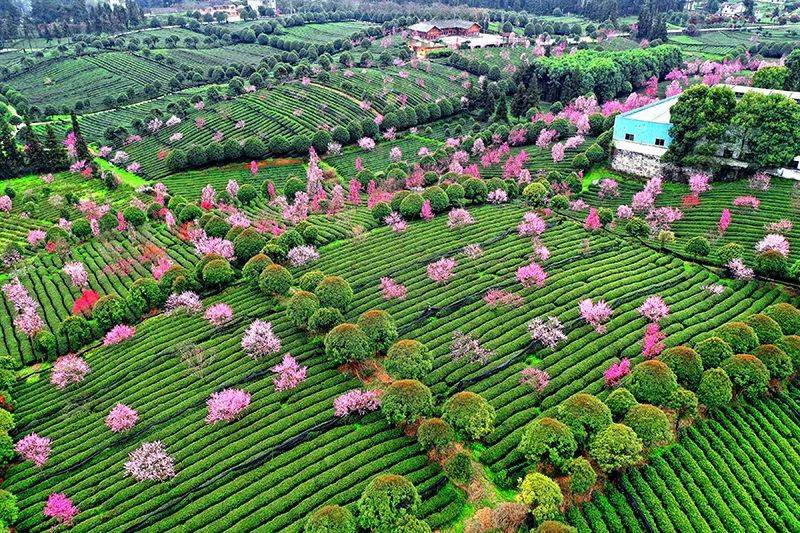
xmin=715 ymin=322 xmax=758 ymax=354
xmin=721 ymin=354 xmax=770 ymax=398
xmin=423 ymin=186 xmax=449 ymax=213
xmin=314 ymin=276 xmax=353 ymax=311
xmin=589 ymin=423 xmax=643 ymax=473
xmin=522 ymin=182 xmax=548 ymax=206
xmin=0 ymin=434 xmax=15 ymax=468
xmin=357 ymin=473 xmax=420 ymax=530
xmin=623 ymin=404 xmax=673 ymax=448
xmin=357 ymin=310 xmax=398 ymax=354
xmin=201 ymin=258 xmax=235 ymax=288
xmin=308 ymin=307 xmax=344 ymax=333
xmin=556 ymin=393 xmax=612 ymax=447
xmin=463 ymin=178 xmax=488 ymax=203
xmin=568 ymin=457 xmax=597 ymax=495
xmin=518 ymin=417 xmax=577 ymax=471
xmin=382 ymin=380 xmax=434 ymax=426
xmin=659 ymin=346 xmax=703 ymax=390
xmin=731 ymin=92 xmax=800 ymax=169
xmin=442 ymin=391 xmax=496 ymax=441
xmin=233 ymin=228 xmax=267 ymax=264
xmin=242 ymin=254 xmax=272 ymax=287
xmin=445 ymin=183 xmax=466 ymax=207
xmin=762 ymin=303 xmax=800 ymax=335
xmin=0 ymin=489 xmax=18 ymax=527
xmin=755 ymin=250 xmax=788 ymax=278
xmin=517 ymin=472 xmax=563 ymax=523
xmin=685 ymin=236 xmax=711 ymax=257
xmin=627 ymin=360 xmax=678 ymax=405
xmin=399 ymin=193 xmax=424 ymax=219
xmin=417 ymin=418 xmax=454 ymax=452
xmin=443 ymin=452 xmax=473 ymax=484
xmin=752 ymin=66 xmax=789 ymax=89
xmin=384 ymin=339 xmax=431 ymax=380
xmin=744 ymin=313 xmax=783 ymax=345
xmin=0 ymin=409 xmax=14 ymax=433
xmin=304 ymin=505 xmax=356 ymax=533
xmin=259 ymin=264 xmax=293 ymax=296
xmin=753 ymin=344 xmax=793 ymax=381
xmin=287 ymin=291 xmax=320 ymax=329
xmin=93 ymin=294 xmax=127 ymax=331
xmin=776 ymin=335 xmax=800 ymax=369
xmin=625 ymin=217 xmax=649 ymax=237
xmin=123 ymin=207 xmax=146 ymax=227
xmin=372 ymin=201 xmax=391 ymax=222
xmin=605 ymin=387 xmax=638 ymax=420
xmin=324 ymin=323 xmax=371 ymax=365
xmin=237 ymin=183 xmax=258 ymax=204
xmin=298 ymin=270 xmax=326 ymax=292
xmin=33 ymin=330 xmax=57 ymax=361
xmin=694 ymin=337 xmax=734 ymax=370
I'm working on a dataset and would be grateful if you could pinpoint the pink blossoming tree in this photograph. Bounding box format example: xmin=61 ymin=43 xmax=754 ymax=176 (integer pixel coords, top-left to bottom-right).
xmin=106 ymin=403 xmax=139 ymax=432
xmin=241 ymin=320 xmax=281 ymax=359
xmin=206 ymin=388 xmax=251 ymax=423
xmin=51 ymin=355 xmax=91 ymax=389
xmin=15 ymin=433 xmax=52 ymax=466
xmin=271 ymin=354 xmax=308 ymax=392
xmin=124 ymin=441 xmax=176 ymax=482
xmin=578 ymin=299 xmax=613 ymax=333
xmin=44 ymin=493 xmax=79 ymax=526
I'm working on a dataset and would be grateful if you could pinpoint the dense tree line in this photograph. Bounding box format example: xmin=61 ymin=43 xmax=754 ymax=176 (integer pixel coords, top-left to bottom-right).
xmin=514 ymin=45 xmax=683 ymax=103
xmin=0 ymin=115 xmax=69 ymax=179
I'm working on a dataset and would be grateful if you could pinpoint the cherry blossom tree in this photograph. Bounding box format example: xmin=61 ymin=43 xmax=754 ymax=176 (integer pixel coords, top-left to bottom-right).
xmin=451 ymin=330 xmax=494 ymax=364
xmin=518 ymin=212 xmax=546 ymax=238
xmin=106 ymin=403 xmax=139 ymax=432
xmin=604 ymin=359 xmax=631 ymax=387
xmin=44 ymin=493 xmax=79 ymax=526
xmin=204 ymin=303 xmax=234 ymax=327
xmin=520 ymin=368 xmax=550 ymax=393
xmin=638 ymin=295 xmax=670 ymax=323
xmin=124 ymin=441 xmax=176 ymax=481
xmin=578 ymin=299 xmax=613 ymax=333
xmin=642 ymin=323 xmax=666 ymax=358
xmin=516 ymin=262 xmax=548 ymax=288
xmin=206 ymin=388 xmax=251 ymax=423
xmin=427 ymin=257 xmax=456 ymax=283
xmin=527 ymin=316 xmax=566 ymax=349
xmin=103 ymin=324 xmax=136 ymax=346
xmin=271 ymin=354 xmax=308 ymax=391
xmin=718 ymin=208 xmax=731 ymax=235
xmin=15 ymin=433 xmax=51 ymax=466
xmin=584 ymin=208 xmax=601 ymax=231
xmin=51 ymin=355 xmax=91 ymax=389
xmin=380 ymin=277 xmax=407 ymax=300
xmin=334 ymin=389 xmax=381 ymax=417
xmin=447 ymin=209 xmax=474 ymax=229
xmin=241 ymin=320 xmax=281 ymax=359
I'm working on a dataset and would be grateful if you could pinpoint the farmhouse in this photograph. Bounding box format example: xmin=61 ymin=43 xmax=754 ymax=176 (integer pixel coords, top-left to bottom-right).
xmin=611 ymin=85 xmax=800 ymax=179
xmin=718 ymin=1 xmax=747 ymax=16
xmin=407 ymin=19 xmax=506 ymax=57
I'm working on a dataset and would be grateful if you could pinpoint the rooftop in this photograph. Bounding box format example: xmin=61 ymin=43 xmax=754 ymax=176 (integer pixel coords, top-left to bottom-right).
xmin=618 ymin=96 xmax=679 ymax=124
xmin=408 ymin=19 xmax=478 ymax=32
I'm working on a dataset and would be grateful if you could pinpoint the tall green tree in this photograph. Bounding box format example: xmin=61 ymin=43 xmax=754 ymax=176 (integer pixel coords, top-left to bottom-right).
xmin=69 ymin=111 xmax=91 ymax=162
xmin=21 ymin=120 xmax=47 ymax=172
xmin=44 ymin=124 xmax=69 ymax=170
xmin=785 ymin=49 xmax=800 ymax=91
xmin=664 ymin=84 xmax=736 ymax=169
xmin=0 ymin=117 xmax=23 ymax=177
xmin=731 ymin=92 xmax=800 ymax=170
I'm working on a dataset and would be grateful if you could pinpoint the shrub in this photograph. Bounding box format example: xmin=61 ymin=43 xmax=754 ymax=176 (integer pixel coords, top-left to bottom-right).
xmin=315 ymin=276 xmax=353 ymax=311
xmin=762 ymin=303 xmax=800 ymax=335
xmin=445 ymin=183 xmax=466 ymax=207
xmin=417 ymin=418 xmax=454 ymax=451
xmin=71 ymin=218 xmax=92 ymax=239
xmin=744 ymin=313 xmax=783 ymax=344
xmin=308 ymin=307 xmax=344 ymax=333
xmin=287 ymin=291 xmax=320 ymax=329
xmin=99 ymin=211 xmax=118 ymax=232
xmin=372 ymin=201 xmax=391 ymax=222
xmin=522 ymin=182 xmax=548 ymax=206
xmin=623 ymin=404 xmax=673 ymax=447
xmin=258 ymin=264 xmax=292 ymax=296
xmin=715 ymin=322 xmax=759 ymax=353
xmin=357 ymin=474 xmax=419 ymax=530
xmin=667 ymin=387 xmax=698 ymax=423
xmin=284 ymin=177 xmax=306 ymax=201
xmin=93 ymin=295 xmax=126 ymax=331
xmin=589 ymin=423 xmax=643 ymax=473
xmin=423 ymin=186 xmax=449 ymax=213
xmin=694 ymin=337 xmax=733 ymax=369
xmin=755 ymin=250 xmax=788 ymax=277
xmin=568 ymin=457 xmax=596 ymax=495
xmin=517 ymin=417 xmax=577 ymax=471
xmin=536 ymin=521 xmax=577 ymax=533
xmin=517 ymin=472 xmax=563 ymax=523
xmin=0 ymin=489 xmax=18 ymax=527
xmin=721 ymin=354 xmax=770 ymax=398
xmin=776 ymin=335 xmax=800 ymax=368
xmin=551 ymin=194 xmax=569 ymax=210
xmin=464 ymin=178 xmax=488 ymax=203
xmin=685 ymin=236 xmax=710 ymax=257
xmin=205 ymin=216 xmax=232 ymax=239
xmin=443 ymin=391 xmax=496 ymax=441
xmin=385 ymin=339 xmax=431 ymax=380
xmin=178 ymin=203 xmax=202 ymax=224
xmin=586 ymin=143 xmax=605 ymax=163
xmin=391 ymin=191 xmax=410 ymax=212
xmin=625 ymin=217 xmax=649 ymax=236
xmin=605 ymin=387 xmax=638 ymax=420
xmin=202 ymin=258 xmax=235 ymax=288
xmin=298 ymin=270 xmax=326 ymax=292
xmin=555 ymin=393 xmax=612 ymax=446
xmin=443 ymin=452 xmax=473 ymax=484
xmin=324 ymin=323 xmax=371 ymax=365
xmin=304 ymin=505 xmax=356 ymax=533
xmin=659 ymin=346 xmax=703 ymax=390
xmin=0 ymin=409 xmax=13 ymax=433
xmin=716 ymin=242 xmax=743 ymax=265
xmin=33 ymin=330 xmax=57 ymax=361
xmin=123 ymin=207 xmax=147 ymax=227
xmin=627 ymin=360 xmax=678 ymax=405
xmin=753 ymin=344 xmax=793 ymax=380
xmin=697 ymin=368 xmax=733 ymax=410
xmin=382 ymin=380 xmax=434 ymax=425
xmin=233 ymin=228 xmax=267 ymax=264
xmin=242 ymin=254 xmax=272 ymax=287
xmin=237 ymin=184 xmax=257 ymax=204
xmin=399 ymin=193 xmax=424 ymax=219
xmin=572 ymin=153 xmax=590 ymax=171
xmin=358 ymin=310 xmax=398 ymax=354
